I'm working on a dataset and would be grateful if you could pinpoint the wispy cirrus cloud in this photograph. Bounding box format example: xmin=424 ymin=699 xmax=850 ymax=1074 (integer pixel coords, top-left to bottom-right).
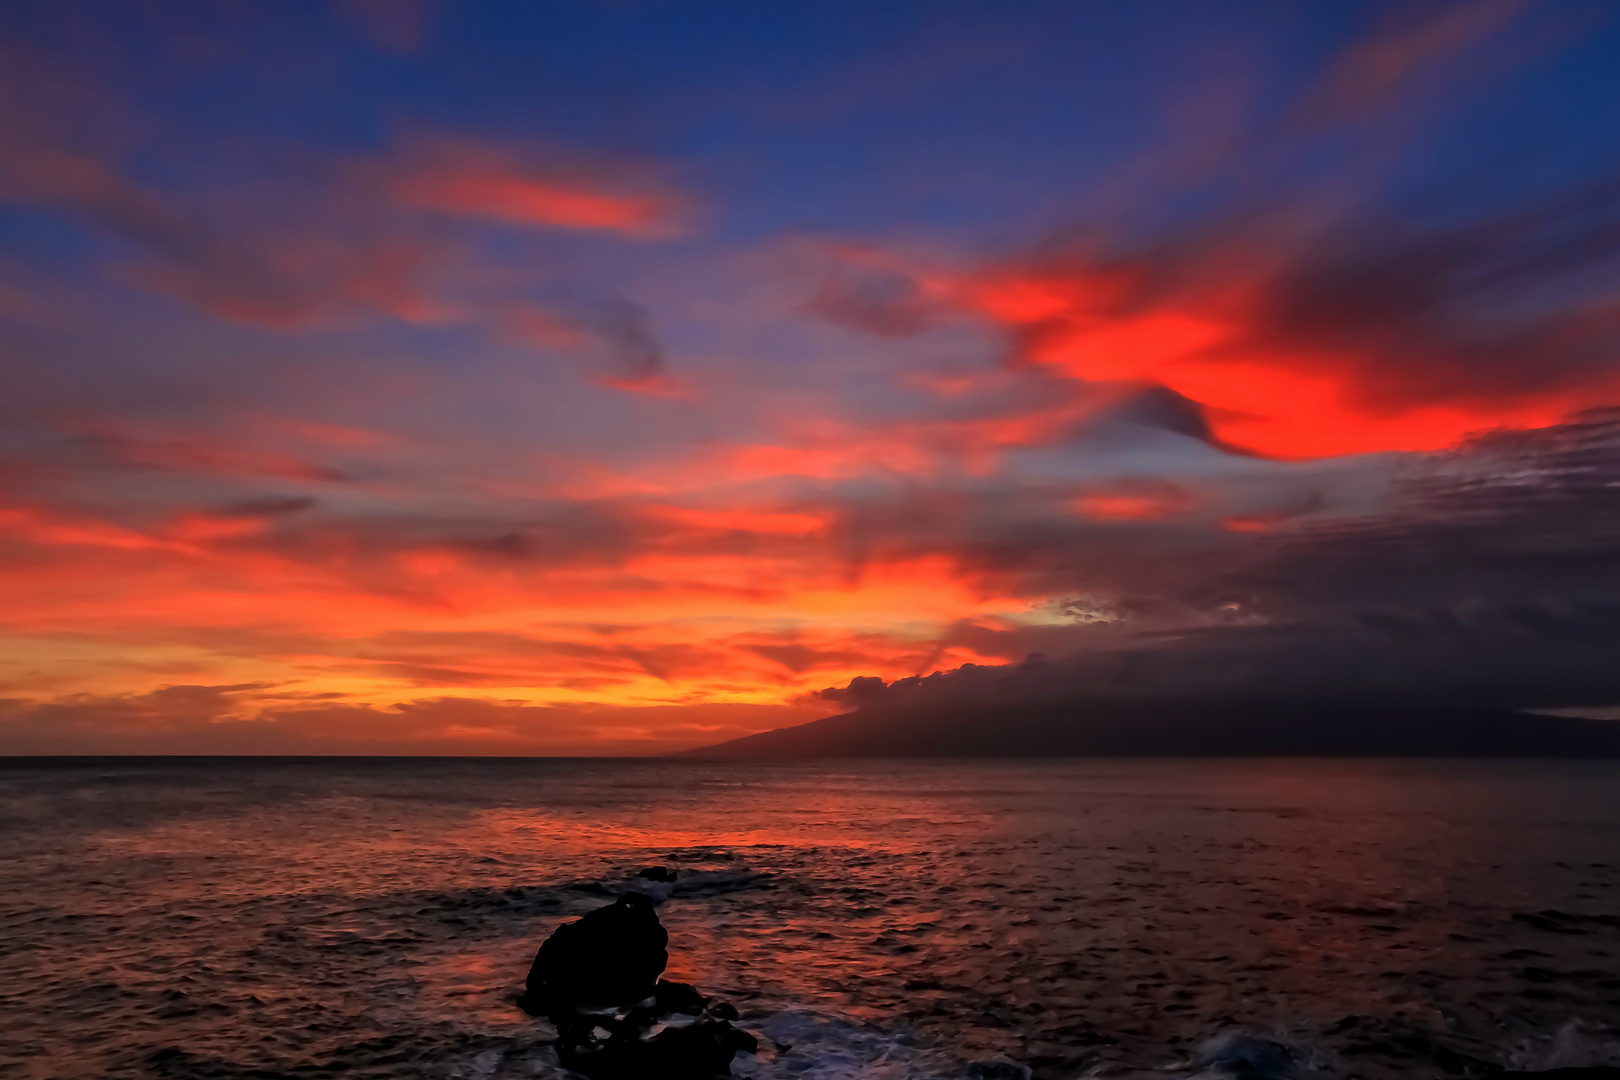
xmin=792 ymin=1 xmax=1620 ymax=461
xmin=384 ymin=136 xmax=692 ymax=237
xmin=0 ymin=49 xmax=692 ymax=393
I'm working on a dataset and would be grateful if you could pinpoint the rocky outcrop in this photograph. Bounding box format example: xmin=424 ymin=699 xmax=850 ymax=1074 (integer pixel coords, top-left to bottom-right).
xmin=518 ymin=891 xmax=757 ymax=1080
xmin=518 ymin=892 xmax=668 ymax=1017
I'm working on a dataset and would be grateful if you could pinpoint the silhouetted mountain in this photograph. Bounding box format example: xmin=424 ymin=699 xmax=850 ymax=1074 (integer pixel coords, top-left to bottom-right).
xmin=686 ymin=701 xmax=1620 ymax=759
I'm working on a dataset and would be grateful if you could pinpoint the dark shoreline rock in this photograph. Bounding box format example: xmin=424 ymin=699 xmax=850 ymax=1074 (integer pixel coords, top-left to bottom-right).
xmin=518 ymin=893 xmax=668 ymax=1017
xmin=518 ymin=891 xmax=756 ymax=1079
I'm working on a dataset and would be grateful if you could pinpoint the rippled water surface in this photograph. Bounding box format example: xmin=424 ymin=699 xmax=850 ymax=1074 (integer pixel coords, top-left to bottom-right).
xmin=4 ymin=758 xmax=1620 ymax=1080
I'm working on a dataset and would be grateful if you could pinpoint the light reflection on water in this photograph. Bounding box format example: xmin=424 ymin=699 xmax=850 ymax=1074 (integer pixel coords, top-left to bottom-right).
xmin=2 ymin=758 xmax=1619 ymax=1079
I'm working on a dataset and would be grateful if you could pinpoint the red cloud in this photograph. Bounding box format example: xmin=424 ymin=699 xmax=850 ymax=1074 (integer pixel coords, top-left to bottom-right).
xmin=336 ymin=0 xmax=434 ymax=53
xmin=5 ymin=0 xmax=1616 ymax=758
xmin=386 ymin=138 xmax=690 ymax=237
xmin=0 ymin=54 xmax=689 ymax=355
xmin=946 ymin=214 xmax=1620 ymax=460
xmin=1072 ymin=480 xmax=1198 ymax=521
xmin=786 ymin=2 xmax=1615 ymax=463
xmin=1302 ymin=0 xmax=1529 ymax=122
xmin=81 ymin=429 xmax=352 ymax=482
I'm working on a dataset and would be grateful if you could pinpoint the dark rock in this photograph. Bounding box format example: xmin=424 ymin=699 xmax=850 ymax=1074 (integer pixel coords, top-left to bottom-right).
xmin=558 ymin=1018 xmax=758 ymax=1080
xmin=654 ymin=979 xmax=709 ymax=1015
xmin=638 ymin=865 xmax=678 ymax=882
xmin=1189 ymin=1033 xmax=1297 ymax=1078
xmin=518 ymin=893 xmax=667 ymax=1017
xmin=518 ymin=894 xmax=756 ymax=1078
xmin=1494 ymin=1071 xmax=1620 ymax=1080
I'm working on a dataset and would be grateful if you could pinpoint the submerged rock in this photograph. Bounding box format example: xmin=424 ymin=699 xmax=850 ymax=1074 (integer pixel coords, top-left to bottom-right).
xmin=1187 ymin=1033 xmax=1299 ymax=1079
xmin=557 ymin=1013 xmax=758 ymax=1080
xmin=518 ymin=892 xmax=756 ymax=1079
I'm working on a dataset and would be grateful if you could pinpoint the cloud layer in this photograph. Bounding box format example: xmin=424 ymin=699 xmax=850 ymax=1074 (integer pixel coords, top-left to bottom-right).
xmin=3 ymin=1 xmax=1620 ymax=751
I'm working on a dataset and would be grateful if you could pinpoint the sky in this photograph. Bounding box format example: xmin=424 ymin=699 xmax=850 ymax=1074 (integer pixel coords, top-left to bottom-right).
xmin=4 ymin=0 xmax=1620 ymax=754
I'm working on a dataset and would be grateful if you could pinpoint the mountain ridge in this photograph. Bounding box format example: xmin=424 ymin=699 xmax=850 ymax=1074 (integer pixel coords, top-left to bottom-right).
xmin=683 ymin=700 xmax=1620 ymax=759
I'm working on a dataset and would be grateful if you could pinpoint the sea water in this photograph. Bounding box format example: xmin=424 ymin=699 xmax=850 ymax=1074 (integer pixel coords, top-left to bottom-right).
xmin=3 ymin=758 xmax=1620 ymax=1079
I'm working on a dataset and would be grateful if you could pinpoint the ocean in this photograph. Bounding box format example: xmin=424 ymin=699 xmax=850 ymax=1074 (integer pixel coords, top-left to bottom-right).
xmin=3 ymin=758 xmax=1619 ymax=1080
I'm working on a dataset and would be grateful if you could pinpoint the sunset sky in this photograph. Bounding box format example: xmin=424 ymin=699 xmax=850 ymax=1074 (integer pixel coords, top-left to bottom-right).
xmin=4 ymin=0 xmax=1620 ymax=754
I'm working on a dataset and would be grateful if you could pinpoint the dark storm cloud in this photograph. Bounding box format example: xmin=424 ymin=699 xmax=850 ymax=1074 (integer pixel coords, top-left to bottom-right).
xmin=1220 ymin=408 xmax=1620 ymax=615
xmin=816 ymin=410 xmax=1620 ymax=716
xmin=809 ymin=602 xmax=1620 ymax=736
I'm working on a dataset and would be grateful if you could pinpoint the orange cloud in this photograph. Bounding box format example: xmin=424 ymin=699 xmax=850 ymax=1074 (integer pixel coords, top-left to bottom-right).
xmin=0 ymin=507 xmax=188 ymax=552
xmin=644 ymin=505 xmax=831 ymax=536
xmin=0 ymin=684 xmax=833 ymax=755
xmin=0 ymin=463 xmax=1051 ymax=742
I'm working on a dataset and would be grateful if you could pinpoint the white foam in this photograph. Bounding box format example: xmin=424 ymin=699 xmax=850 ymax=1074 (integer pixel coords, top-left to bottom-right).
xmin=738 ymin=1010 xmax=1015 ymax=1080
xmin=1507 ymin=1019 xmax=1620 ymax=1071
xmin=1176 ymin=1030 xmax=1331 ymax=1080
